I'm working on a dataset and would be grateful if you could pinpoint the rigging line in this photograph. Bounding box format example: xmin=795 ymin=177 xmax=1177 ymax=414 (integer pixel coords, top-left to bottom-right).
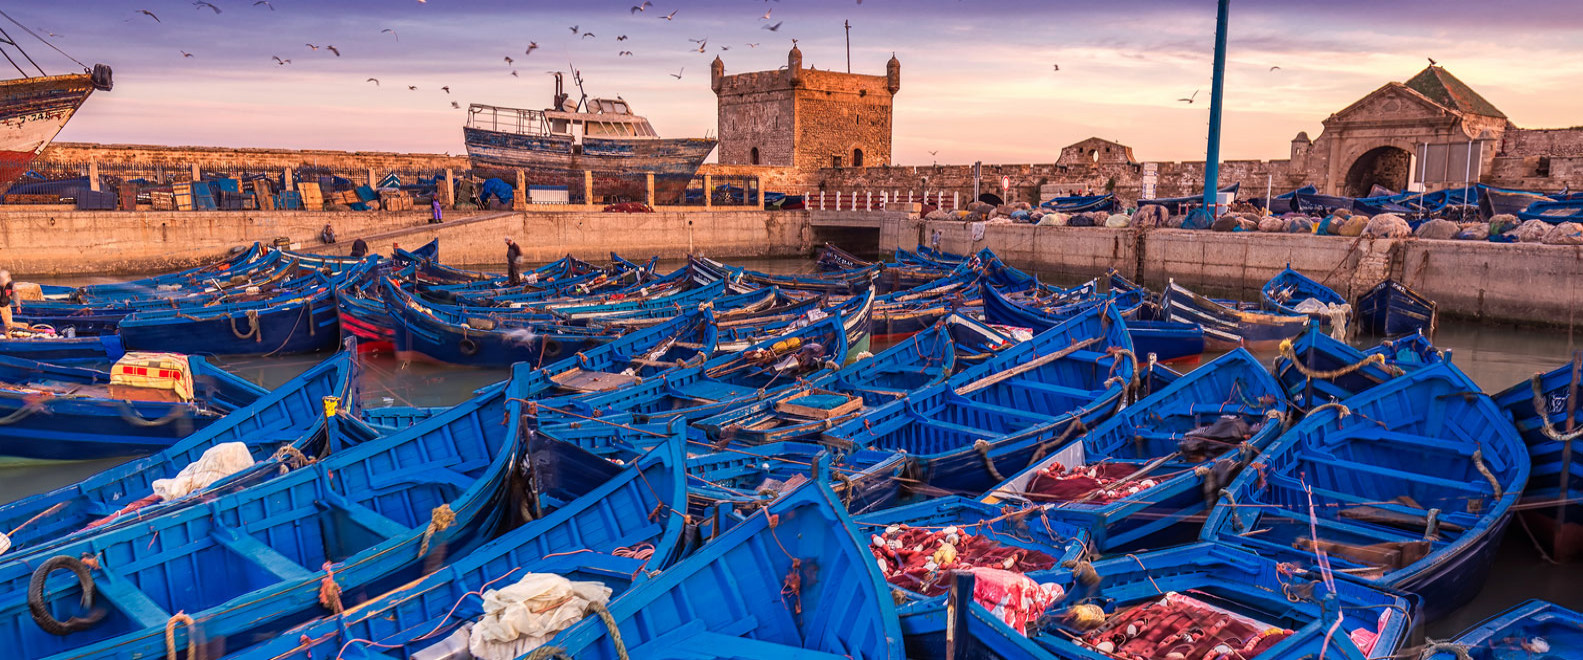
xmin=0 ymin=26 xmax=42 ymax=76
xmin=0 ymin=9 xmax=87 ymax=70
xmin=0 ymin=43 xmax=27 ymax=79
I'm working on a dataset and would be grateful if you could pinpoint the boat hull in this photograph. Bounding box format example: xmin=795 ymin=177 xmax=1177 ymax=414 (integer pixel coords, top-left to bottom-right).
xmin=463 ymin=126 xmax=716 ymax=204
xmin=0 ymin=73 xmax=99 ymax=185
xmin=1356 ymin=278 xmax=1437 ymax=338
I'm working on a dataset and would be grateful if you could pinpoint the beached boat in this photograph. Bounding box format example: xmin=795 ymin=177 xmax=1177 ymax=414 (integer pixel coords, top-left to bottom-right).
xmin=0 ymin=352 xmax=263 ymax=461
xmin=463 ymin=75 xmax=716 ymax=204
xmin=940 ymin=542 xmax=1412 ymax=660
xmin=1 ymin=367 xmax=527 ymax=659
xmin=1202 ymin=361 xmax=1530 ymax=621
xmin=1161 ymin=279 xmax=1308 ymax=351
xmin=535 ymin=480 xmax=904 ymax=659
xmin=220 ymin=428 xmax=690 ymax=660
xmin=0 ymin=65 xmax=112 ymax=186
xmin=0 ymin=349 xmax=358 ymax=557
xmin=1493 ymin=353 xmax=1583 ymax=562
xmin=1355 ymin=278 xmax=1437 ymax=338
xmin=1262 ymin=265 xmax=1352 ymax=333
xmin=983 ymin=348 xmax=1287 ymax=551
xmin=821 ymin=304 xmax=1132 ymax=494
xmin=1422 ymin=600 xmax=1583 ymax=660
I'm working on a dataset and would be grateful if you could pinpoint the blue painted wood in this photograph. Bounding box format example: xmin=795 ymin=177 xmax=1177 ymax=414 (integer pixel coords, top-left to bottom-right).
xmin=1356 ymin=278 xmax=1437 ymax=338
xmin=1423 ymin=600 xmax=1583 ymax=660
xmin=0 ymin=334 xmax=123 ymax=363
xmin=1272 ymin=325 xmax=1435 ymax=410
xmin=1493 ymin=352 xmax=1583 ymax=562
xmin=984 ymin=348 xmax=1287 ymax=551
xmin=1203 ymin=361 xmax=1530 ymax=621
xmin=981 ymin=283 xmax=1202 ymax=362
xmin=1262 ymin=265 xmax=1351 ymax=330
xmin=1161 ymin=279 xmax=1308 ymax=351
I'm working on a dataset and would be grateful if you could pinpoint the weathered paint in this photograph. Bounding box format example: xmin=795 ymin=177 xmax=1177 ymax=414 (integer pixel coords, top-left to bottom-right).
xmin=0 ymin=72 xmax=100 ymax=185
xmin=463 ymin=127 xmax=717 ymax=203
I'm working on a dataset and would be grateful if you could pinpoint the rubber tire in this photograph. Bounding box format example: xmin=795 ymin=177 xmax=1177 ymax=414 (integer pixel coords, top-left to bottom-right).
xmin=28 ymin=555 xmax=105 ymax=636
xmin=458 ymin=337 xmax=480 ymax=357
xmin=542 ymin=338 xmax=563 ymax=359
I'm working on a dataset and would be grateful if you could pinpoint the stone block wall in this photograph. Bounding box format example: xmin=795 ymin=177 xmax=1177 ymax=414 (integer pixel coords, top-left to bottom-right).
xmin=38 ymin=142 xmax=468 ymax=177
xmin=713 ymin=70 xmax=798 ymax=167
xmin=792 ymin=69 xmax=895 ymax=170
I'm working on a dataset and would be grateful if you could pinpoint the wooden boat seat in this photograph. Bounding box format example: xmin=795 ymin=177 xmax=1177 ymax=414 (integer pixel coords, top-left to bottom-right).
xmin=950 ymin=398 xmax=1054 ymax=424
xmin=91 ymin=564 xmax=172 ymax=631
xmin=369 ymin=464 xmax=479 ymax=491
xmin=1296 ymin=453 xmax=1490 ymax=495
xmin=1004 ymin=379 xmax=1097 ymax=401
xmin=1268 ymin=474 xmax=1478 ymax=531
xmin=211 ymin=523 xmax=314 ymax=582
xmin=317 ymin=490 xmax=410 ymax=539
xmin=670 ymin=381 xmax=753 ymax=401
xmin=1340 ymin=428 xmax=1478 ymax=457
xmin=1258 ymin=506 xmax=1418 ymax=545
xmin=551 ymin=367 xmax=641 ymax=393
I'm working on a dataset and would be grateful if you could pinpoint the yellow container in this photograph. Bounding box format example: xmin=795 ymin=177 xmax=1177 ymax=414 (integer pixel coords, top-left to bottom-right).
xmin=322 ymin=396 xmax=341 ymax=418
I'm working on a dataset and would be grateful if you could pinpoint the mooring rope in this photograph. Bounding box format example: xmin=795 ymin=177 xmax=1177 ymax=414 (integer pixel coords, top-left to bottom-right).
xmin=1530 ymin=372 xmax=1583 ymax=441
xmin=1278 ymin=339 xmax=1400 ymax=380
xmin=164 ymin=611 xmax=199 ymax=660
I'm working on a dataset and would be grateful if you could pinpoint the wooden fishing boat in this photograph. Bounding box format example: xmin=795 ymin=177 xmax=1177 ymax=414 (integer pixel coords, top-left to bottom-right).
xmin=0 ymin=333 xmax=124 ymax=363
xmin=1201 ymin=361 xmax=1529 ymax=621
xmin=1262 ymin=265 xmax=1351 ymax=333
xmin=711 ymin=287 xmax=875 ymax=360
xmin=691 ymin=255 xmax=881 ymax=296
xmin=1493 ymin=352 xmax=1583 ymax=562
xmin=0 ymin=65 xmax=113 ymax=186
xmin=1 ymin=365 xmax=528 ymax=659
xmin=940 ymin=542 xmax=1412 ymax=660
xmin=534 ymin=480 xmax=904 ymax=659
xmin=219 ymin=427 xmax=691 ymax=660
xmin=982 ymin=348 xmax=1286 ymax=551
xmin=384 ymin=282 xmax=618 ymax=367
xmin=1161 ymin=279 xmax=1308 ymax=351
xmin=688 ymin=445 xmax=912 ymax=517
xmin=116 ymin=270 xmax=350 ymax=356
xmin=981 ymin=283 xmax=1202 ymax=362
xmin=696 ymin=323 xmax=955 ymax=446
xmin=1422 ymin=600 xmax=1583 ymax=660
xmin=1273 ymin=326 xmax=1441 ymax=409
xmin=0 ymin=349 xmax=359 ymax=557
xmin=821 ymin=305 xmax=1132 ymax=494
xmin=0 ymin=352 xmax=263 ymax=461
xmin=817 ymin=242 xmax=875 ymax=271
xmin=1355 ymin=278 xmax=1437 ymax=338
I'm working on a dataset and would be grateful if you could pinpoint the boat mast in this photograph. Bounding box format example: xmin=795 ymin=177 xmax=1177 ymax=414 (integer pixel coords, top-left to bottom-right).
xmin=1199 ymin=0 xmax=1230 ymax=221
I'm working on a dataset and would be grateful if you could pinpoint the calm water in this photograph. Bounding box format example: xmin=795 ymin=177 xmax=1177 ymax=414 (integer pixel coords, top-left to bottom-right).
xmin=6 ymin=257 xmax=1579 ymax=638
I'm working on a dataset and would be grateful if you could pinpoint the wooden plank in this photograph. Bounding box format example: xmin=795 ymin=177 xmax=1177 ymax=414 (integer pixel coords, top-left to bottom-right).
xmin=550 ymin=368 xmax=640 ymax=393
xmin=774 ymin=389 xmax=863 ymax=419
xmin=954 ymin=337 xmax=1101 ymax=396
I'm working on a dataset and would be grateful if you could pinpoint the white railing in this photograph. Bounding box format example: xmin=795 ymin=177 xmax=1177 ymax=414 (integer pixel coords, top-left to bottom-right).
xmin=805 ymin=189 xmax=961 ymax=212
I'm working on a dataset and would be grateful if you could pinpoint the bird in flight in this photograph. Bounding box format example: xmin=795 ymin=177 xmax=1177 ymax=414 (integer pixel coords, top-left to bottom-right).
xmin=511 ymin=70 xmax=519 ymax=77
xmin=382 ymin=28 xmax=399 ymax=41
xmin=660 ymin=10 xmax=678 ymax=20
xmin=617 ymin=35 xmax=628 ymax=41
xmin=306 ymin=43 xmax=319 ymax=51
xmin=326 ymin=45 xmax=340 ymax=56
xmin=1052 ymin=64 xmax=1059 ymax=71
xmin=746 ymin=42 xmax=759 ymax=48
xmin=1427 ymin=56 xmax=1437 ymax=66
xmin=631 ymin=1 xmax=652 ymax=13
xmin=408 ymin=85 xmax=418 ymax=91
xmin=619 ymin=50 xmax=633 ymax=56
xmin=670 ymin=67 xmax=684 ymax=79
xmin=272 ymin=56 xmax=291 ymax=65
xmin=137 ymin=8 xmax=161 ymax=22
xmin=720 ymin=45 xmax=730 ymax=51
xmin=569 ymin=25 xmax=580 ymax=34
xmin=253 ymin=1 xmax=274 ymax=9
xmin=1177 ymin=89 xmax=1199 ymax=103
xmin=761 ymin=8 xmax=772 ymax=19
xmin=193 ymin=1 xmax=222 ymax=14
xmin=180 ymin=50 xmax=194 ymax=58
xmin=37 ymin=28 xmax=63 ymax=37
xmin=928 ymin=150 xmax=938 ymax=156
xmin=366 ymin=78 xmax=380 ymax=85
xmin=762 ymin=21 xmax=782 ymax=31
xmin=582 ymin=32 xmax=596 ymax=39
xmin=505 ymin=56 xmax=514 ymax=65
xmin=526 ymin=42 xmax=539 ymax=55
xmin=441 ymin=85 xmax=451 ymax=93
xmin=451 ymin=101 xmax=461 ymax=109
xmin=1268 ymin=65 xmax=1281 ymax=71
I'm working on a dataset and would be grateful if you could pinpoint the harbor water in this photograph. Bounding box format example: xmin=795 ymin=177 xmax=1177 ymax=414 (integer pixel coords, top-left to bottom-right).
xmin=4 ymin=256 xmax=1579 ymax=640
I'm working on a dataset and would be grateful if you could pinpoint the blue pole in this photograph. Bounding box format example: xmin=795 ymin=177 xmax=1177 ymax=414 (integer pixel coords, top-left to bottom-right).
xmin=1200 ymin=0 xmax=1230 ymax=220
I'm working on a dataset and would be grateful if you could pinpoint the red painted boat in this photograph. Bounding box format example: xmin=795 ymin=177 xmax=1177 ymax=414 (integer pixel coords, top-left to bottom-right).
xmin=0 ymin=65 xmax=112 ymax=185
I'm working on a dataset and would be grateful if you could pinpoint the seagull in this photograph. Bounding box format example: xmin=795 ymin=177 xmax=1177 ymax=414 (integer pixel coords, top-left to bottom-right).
xmin=928 ymin=150 xmax=938 ymax=156
xmin=306 ymin=43 xmax=319 ymax=51
xmin=193 ymin=1 xmax=222 ymax=14
xmin=526 ymin=42 xmax=539 ymax=55
xmin=511 ymin=70 xmax=519 ymax=77
xmin=631 ymin=1 xmax=652 ymax=13
xmin=408 ymin=85 xmax=418 ymax=91
xmin=382 ymin=28 xmax=399 ymax=41
xmin=253 ymin=0 xmax=273 ymax=9
xmin=582 ymin=32 xmax=595 ymax=39
xmin=180 ymin=50 xmax=194 ymax=58
xmin=720 ymin=45 xmax=730 ymax=51
xmin=762 ymin=21 xmax=782 ymax=31
xmin=670 ymin=67 xmax=684 ymax=79
xmin=1177 ymin=89 xmax=1199 ymax=103
xmin=366 ymin=78 xmax=380 ymax=85
xmin=660 ymin=9 xmax=678 ymax=20
xmin=1268 ymin=65 xmax=1281 ymax=71
xmin=617 ymin=35 xmax=628 ymax=41
xmin=505 ymin=56 xmax=514 ymax=64
xmin=137 ymin=9 xmax=161 ymax=22
xmin=619 ymin=50 xmax=633 ymax=56
xmin=746 ymin=42 xmax=759 ymax=48
xmin=451 ymin=101 xmax=461 ymax=108
xmin=1052 ymin=64 xmax=1059 ymax=71
xmin=1427 ymin=56 xmax=1437 ymax=66
xmin=761 ymin=8 xmax=772 ymax=19
xmin=38 ymin=28 xmax=63 ymax=37
xmin=326 ymin=45 xmax=340 ymax=56
xmin=441 ymin=85 xmax=450 ymax=93
xmin=569 ymin=25 xmax=580 ymax=34
xmin=272 ymin=56 xmax=291 ymax=65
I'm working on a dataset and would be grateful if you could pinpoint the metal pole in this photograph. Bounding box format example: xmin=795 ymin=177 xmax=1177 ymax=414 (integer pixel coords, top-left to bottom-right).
xmin=1464 ymin=138 xmax=1473 ymax=193
xmin=1200 ymin=0 xmax=1231 ymax=219
xmin=844 ymin=20 xmax=851 ymax=73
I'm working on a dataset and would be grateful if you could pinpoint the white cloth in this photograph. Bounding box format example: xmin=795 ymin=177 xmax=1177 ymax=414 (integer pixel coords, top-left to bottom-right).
xmin=971 ymin=221 xmax=987 ymax=241
xmin=0 ymin=531 xmax=10 ymax=555
xmin=151 ymin=442 xmax=255 ymax=501
xmin=469 ymin=573 xmax=613 ymax=660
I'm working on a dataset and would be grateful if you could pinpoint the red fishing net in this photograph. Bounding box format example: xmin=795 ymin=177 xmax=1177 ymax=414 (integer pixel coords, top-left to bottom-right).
xmin=1025 ymin=462 xmax=1157 ymax=504
xmin=1078 ymin=592 xmax=1293 ymax=659
xmin=869 ymin=523 xmax=1057 ymax=596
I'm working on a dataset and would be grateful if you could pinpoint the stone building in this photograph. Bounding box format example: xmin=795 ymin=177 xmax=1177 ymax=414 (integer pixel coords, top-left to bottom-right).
xmin=711 ymin=47 xmax=900 ymax=170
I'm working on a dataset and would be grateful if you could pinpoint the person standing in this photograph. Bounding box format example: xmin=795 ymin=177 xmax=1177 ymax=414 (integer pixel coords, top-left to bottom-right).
xmin=350 ymin=237 xmax=369 ymax=258
xmin=430 ymin=197 xmax=443 ymax=224
xmin=505 ymin=237 xmax=522 ymax=285
xmin=0 ymin=271 xmax=15 ymax=336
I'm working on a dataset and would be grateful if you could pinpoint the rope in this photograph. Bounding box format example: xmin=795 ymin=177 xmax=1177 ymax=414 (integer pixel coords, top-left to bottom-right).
xmin=1420 ymin=641 xmax=1473 ymax=660
xmin=1424 ymin=508 xmax=1441 ymax=540
xmin=1471 ymin=448 xmax=1502 ymax=501
xmin=271 ymin=445 xmax=314 ymax=473
xmin=164 ymin=612 xmax=199 ymax=660
xmin=418 ymin=504 xmax=456 ymax=556
xmin=230 ymin=310 xmax=261 ymax=342
xmin=524 ymin=647 xmax=575 ymax=660
xmin=973 ymin=439 xmax=1004 ymax=482
xmin=0 ymin=9 xmax=89 ymax=70
xmin=318 ymin=562 xmax=344 ymax=614
xmin=1530 ymin=372 xmax=1583 ymax=441
xmin=1278 ymin=339 xmax=1399 ymax=380
xmin=116 ymin=402 xmax=189 ymax=428
xmin=0 ymin=397 xmax=45 ymax=425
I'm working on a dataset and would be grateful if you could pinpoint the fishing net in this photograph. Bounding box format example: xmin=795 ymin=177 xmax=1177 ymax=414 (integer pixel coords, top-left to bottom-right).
xmin=869 ymin=524 xmax=1057 ymax=596
xmin=1513 ymin=219 xmax=1552 ymax=243
xmin=1544 ymin=221 xmax=1583 ymax=245
xmin=1258 ymin=217 xmax=1286 ymax=232
xmin=1414 ymin=219 xmax=1459 ymax=240
xmin=1294 ymin=298 xmax=1352 ymax=339
xmin=1075 ymin=592 xmax=1294 ymax=659
xmin=1105 ymin=213 xmax=1131 ymax=228
xmin=1363 ymin=213 xmax=1411 ymax=238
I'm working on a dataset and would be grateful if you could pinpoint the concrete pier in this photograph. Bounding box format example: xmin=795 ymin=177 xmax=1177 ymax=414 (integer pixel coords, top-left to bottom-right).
xmin=884 ymin=216 xmax=1583 ymax=328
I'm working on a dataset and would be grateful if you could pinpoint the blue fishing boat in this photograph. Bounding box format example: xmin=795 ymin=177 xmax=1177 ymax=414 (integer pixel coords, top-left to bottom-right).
xmin=1273 ymin=325 xmax=1416 ymax=409
xmin=1518 ymin=198 xmax=1583 ymax=223
xmin=821 ymin=305 xmax=1132 ymax=494
xmin=983 ymin=348 xmax=1287 ymax=551
xmin=0 ymin=353 xmax=264 ymax=461
xmin=817 ymin=242 xmax=875 ymax=271
xmin=981 ymin=283 xmax=1202 ymax=362
xmin=0 ymin=334 xmax=123 ymax=363
xmin=1202 ymin=361 xmax=1530 ymax=621
xmin=1355 ymin=278 xmax=1437 ymax=338
xmin=1040 ymin=193 xmax=1116 ymax=213
xmin=1161 ymin=279 xmax=1308 ymax=351
xmin=1423 ymin=600 xmax=1583 ymax=660
xmin=941 ymin=542 xmax=1412 ymax=660
xmin=116 ymin=272 xmax=347 ymax=356
xmin=0 ymin=349 xmax=359 ymax=557
xmin=1493 ymin=353 xmax=1583 ymax=562
xmin=1262 ymin=265 xmax=1352 ymax=332
xmin=1 ymin=366 xmax=527 ymax=659
xmin=692 ymin=255 xmax=880 ymax=295
xmin=220 ymin=427 xmax=691 ymax=660
xmin=384 ymin=282 xmax=620 ymax=367
xmin=535 ymin=480 xmax=904 ymax=659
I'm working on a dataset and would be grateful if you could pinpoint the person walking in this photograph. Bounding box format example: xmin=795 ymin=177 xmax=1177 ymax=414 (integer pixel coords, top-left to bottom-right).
xmin=505 ymin=237 xmax=522 ymax=285
xmin=350 ymin=237 xmax=369 ymax=258
xmin=430 ymin=197 xmax=443 ymax=224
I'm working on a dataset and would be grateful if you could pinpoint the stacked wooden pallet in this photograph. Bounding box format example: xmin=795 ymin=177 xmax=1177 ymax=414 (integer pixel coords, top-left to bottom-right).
xmin=298 ymin=182 xmax=324 ymax=209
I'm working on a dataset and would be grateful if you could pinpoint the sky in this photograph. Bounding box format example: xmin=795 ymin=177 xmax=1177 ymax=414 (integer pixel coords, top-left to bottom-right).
xmin=9 ymin=0 xmax=1583 ymax=165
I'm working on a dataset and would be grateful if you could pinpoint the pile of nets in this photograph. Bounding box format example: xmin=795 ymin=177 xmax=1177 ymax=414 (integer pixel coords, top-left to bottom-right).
xmin=869 ymin=523 xmax=1057 ymax=596
xmin=1075 ymin=592 xmax=1295 ymax=658
xmin=1024 ymin=462 xmax=1155 ymax=504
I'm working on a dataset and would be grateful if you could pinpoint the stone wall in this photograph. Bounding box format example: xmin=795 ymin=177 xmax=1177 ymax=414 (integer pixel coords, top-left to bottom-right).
xmin=713 ymin=69 xmax=798 ymax=167
xmin=792 ymin=69 xmax=895 ymax=170
xmin=38 ymin=142 xmax=468 ymax=177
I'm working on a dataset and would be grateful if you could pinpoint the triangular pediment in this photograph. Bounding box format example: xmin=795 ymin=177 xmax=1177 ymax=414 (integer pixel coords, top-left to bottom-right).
xmin=1327 ymin=84 xmax=1453 ymax=125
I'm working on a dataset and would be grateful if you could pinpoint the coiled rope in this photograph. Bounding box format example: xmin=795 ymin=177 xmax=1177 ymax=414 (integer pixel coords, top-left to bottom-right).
xmin=1278 ymin=339 xmax=1400 ymax=380
xmin=164 ymin=611 xmax=199 ymax=660
xmin=1530 ymin=372 xmax=1583 ymax=441
xmin=231 ymin=310 xmax=261 ymax=343
xmin=1420 ymin=641 xmax=1472 ymax=660
xmin=418 ymin=504 xmax=456 ymax=556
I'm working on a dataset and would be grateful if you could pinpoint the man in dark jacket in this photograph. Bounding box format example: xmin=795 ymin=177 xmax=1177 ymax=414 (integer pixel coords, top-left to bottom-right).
xmin=350 ymin=237 xmax=369 ymax=258
xmin=505 ymin=237 xmax=522 ymax=285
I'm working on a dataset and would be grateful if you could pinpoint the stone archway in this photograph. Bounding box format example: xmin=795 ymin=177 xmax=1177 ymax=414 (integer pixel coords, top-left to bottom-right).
xmin=1342 ymin=146 xmax=1412 ymax=197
